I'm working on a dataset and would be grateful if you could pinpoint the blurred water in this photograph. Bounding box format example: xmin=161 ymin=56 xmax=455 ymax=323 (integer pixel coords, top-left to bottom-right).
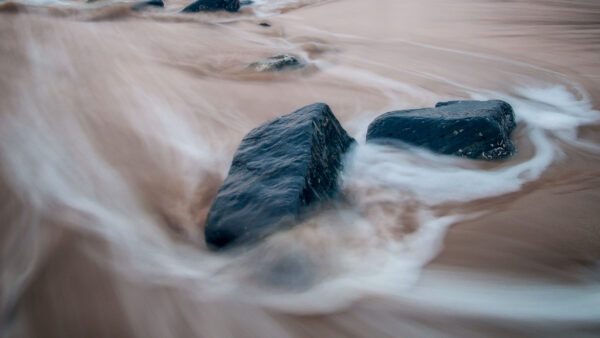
xmin=1 ymin=0 xmax=600 ymax=337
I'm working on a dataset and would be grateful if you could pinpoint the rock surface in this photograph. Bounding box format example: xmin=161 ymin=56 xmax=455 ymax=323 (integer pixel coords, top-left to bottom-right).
xmin=181 ymin=0 xmax=240 ymax=13
xmin=132 ymin=0 xmax=163 ymax=11
xmin=205 ymin=103 xmax=355 ymax=249
xmin=366 ymin=100 xmax=516 ymax=160
xmin=247 ymin=54 xmax=302 ymax=72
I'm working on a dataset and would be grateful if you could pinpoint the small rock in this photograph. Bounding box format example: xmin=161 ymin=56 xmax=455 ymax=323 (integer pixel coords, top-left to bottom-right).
xmin=181 ymin=0 xmax=240 ymax=13
xmin=132 ymin=0 xmax=164 ymax=11
xmin=205 ymin=103 xmax=355 ymax=249
xmin=366 ymin=100 xmax=516 ymax=160
xmin=259 ymin=22 xmax=271 ymax=27
xmin=247 ymin=54 xmax=302 ymax=72
xmin=260 ymin=251 xmax=315 ymax=290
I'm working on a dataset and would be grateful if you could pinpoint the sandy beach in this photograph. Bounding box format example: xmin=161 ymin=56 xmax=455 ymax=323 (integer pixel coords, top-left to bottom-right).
xmin=1 ymin=0 xmax=599 ymax=336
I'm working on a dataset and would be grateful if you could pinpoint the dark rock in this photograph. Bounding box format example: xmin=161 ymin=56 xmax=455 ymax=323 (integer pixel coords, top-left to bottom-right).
xmin=132 ymin=0 xmax=164 ymax=11
xmin=366 ymin=100 xmax=516 ymax=160
xmin=240 ymin=0 xmax=253 ymax=6
xmin=247 ymin=54 xmax=302 ymax=72
xmin=205 ymin=103 xmax=355 ymax=249
xmin=181 ymin=0 xmax=239 ymax=13
xmin=258 ymin=22 xmax=271 ymax=27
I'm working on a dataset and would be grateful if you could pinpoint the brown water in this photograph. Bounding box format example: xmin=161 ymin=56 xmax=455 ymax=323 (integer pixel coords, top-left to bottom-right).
xmin=1 ymin=0 xmax=600 ymax=337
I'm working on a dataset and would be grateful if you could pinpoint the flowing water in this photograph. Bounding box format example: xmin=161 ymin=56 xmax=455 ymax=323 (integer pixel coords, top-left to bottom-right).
xmin=1 ymin=0 xmax=600 ymax=337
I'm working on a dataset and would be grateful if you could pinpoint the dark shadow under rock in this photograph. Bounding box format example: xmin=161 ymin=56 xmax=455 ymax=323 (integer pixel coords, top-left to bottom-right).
xmin=205 ymin=103 xmax=355 ymax=250
xmin=366 ymin=100 xmax=517 ymax=160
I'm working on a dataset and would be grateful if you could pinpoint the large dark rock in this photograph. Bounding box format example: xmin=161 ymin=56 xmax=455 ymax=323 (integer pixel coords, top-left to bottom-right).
xmin=205 ymin=103 xmax=355 ymax=249
xmin=366 ymin=100 xmax=516 ymax=160
xmin=181 ymin=0 xmax=239 ymax=12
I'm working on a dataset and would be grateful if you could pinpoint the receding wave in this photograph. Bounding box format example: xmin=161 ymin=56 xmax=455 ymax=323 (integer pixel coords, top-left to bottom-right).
xmin=1 ymin=0 xmax=600 ymax=337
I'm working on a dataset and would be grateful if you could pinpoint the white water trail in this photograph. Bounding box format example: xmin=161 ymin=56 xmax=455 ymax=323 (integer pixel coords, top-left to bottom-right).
xmin=2 ymin=1 xmax=600 ymax=335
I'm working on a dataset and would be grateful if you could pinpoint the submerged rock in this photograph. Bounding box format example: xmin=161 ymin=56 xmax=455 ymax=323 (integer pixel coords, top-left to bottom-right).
xmin=262 ymin=253 xmax=315 ymax=290
xmin=247 ymin=54 xmax=302 ymax=72
xmin=366 ymin=100 xmax=516 ymax=160
xmin=181 ymin=0 xmax=240 ymax=13
xmin=205 ymin=103 xmax=355 ymax=249
xmin=132 ymin=0 xmax=163 ymax=11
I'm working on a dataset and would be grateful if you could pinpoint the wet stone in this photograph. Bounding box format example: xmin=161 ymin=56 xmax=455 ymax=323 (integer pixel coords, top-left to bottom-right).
xmin=366 ymin=100 xmax=517 ymax=160
xmin=247 ymin=54 xmax=302 ymax=72
xmin=132 ymin=0 xmax=164 ymax=11
xmin=181 ymin=0 xmax=240 ymax=13
xmin=205 ymin=103 xmax=355 ymax=250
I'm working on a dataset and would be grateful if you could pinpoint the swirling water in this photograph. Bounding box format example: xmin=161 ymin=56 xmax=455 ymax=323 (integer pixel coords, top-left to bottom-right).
xmin=1 ymin=0 xmax=600 ymax=336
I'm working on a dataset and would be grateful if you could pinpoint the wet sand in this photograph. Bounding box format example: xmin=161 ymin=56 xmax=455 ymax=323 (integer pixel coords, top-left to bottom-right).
xmin=1 ymin=0 xmax=600 ymax=337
